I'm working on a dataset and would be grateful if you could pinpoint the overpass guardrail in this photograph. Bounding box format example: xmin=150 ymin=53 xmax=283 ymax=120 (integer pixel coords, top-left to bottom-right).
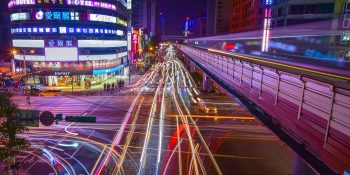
xmin=178 ymin=44 xmax=350 ymax=174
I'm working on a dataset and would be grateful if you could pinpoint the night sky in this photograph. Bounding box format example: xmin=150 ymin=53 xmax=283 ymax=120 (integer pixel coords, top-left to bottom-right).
xmin=158 ymin=0 xmax=206 ymax=36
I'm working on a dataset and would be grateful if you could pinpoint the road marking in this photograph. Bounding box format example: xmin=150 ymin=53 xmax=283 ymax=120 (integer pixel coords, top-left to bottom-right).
xmin=166 ymin=114 xmax=254 ymax=120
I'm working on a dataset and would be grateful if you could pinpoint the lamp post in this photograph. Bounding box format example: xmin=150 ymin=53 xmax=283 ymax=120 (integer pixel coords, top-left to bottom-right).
xmin=12 ymin=49 xmax=35 ymax=96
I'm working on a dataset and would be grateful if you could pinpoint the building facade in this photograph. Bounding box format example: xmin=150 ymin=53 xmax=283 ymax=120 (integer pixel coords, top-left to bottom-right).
xmin=206 ymin=0 xmax=233 ymax=36
xmin=131 ymin=0 xmax=157 ymax=40
xmin=230 ymin=0 xmax=262 ymax=33
xmin=9 ymin=0 xmax=128 ymax=87
xmin=272 ymin=0 xmax=338 ymax=27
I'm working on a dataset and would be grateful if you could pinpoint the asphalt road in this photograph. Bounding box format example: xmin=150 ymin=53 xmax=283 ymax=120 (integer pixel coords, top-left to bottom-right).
xmin=9 ymin=45 xmax=297 ymax=175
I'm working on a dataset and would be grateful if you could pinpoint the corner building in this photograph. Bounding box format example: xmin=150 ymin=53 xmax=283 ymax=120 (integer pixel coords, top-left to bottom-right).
xmin=9 ymin=0 xmax=128 ymax=87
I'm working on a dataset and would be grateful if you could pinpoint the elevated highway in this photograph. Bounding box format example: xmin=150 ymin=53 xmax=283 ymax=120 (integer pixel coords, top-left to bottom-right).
xmin=177 ymin=43 xmax=350 ymax=174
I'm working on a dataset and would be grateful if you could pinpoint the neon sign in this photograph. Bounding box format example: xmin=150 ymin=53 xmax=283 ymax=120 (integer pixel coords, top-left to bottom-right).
xmin=8 ymin=0 xmax=35 ymax=8
xmin=117 ymin=30 xmax=124 ymax=36
xmin=37 ymin=0 xmax=64 ymax=5
xmin=127 ymin=0 xmax=131 ymax=9
xmin=89 ymin=14 xmax=116 ymax=24
xmin=45 ymin=39 xmax=76 ymax=47
xmin=10 ymin=13 xmax=30 ymax=21
xmin=12 ymin=26 xmax=118 ymax=35
xmin=117 ymin=18 xmax=128 ymax=26
xmin=67 ymin=0 xmax=117 ymax=11
xmin=38 ymin=11 xmax=79 ymax=21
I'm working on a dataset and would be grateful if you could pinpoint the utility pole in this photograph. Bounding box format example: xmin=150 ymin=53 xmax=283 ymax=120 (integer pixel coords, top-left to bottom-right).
xmin=127 ymin=1 xmax=132 ymax=86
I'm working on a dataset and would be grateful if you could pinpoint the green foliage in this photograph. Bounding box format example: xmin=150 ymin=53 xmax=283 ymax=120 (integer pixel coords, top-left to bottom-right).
xmin=0 ymin=93 xmax=30 ymax=161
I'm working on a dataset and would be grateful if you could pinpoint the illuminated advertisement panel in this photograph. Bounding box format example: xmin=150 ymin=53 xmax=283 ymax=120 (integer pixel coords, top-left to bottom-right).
xmin=10 ymin=13 xmax=30 ymax=21
xmin=8 ymin=0 xmax=35 ymax=8
xmin=116 ymin=17 xmax=127 ymax=26
xmin=12 ymin=26 xmax=117 ymax=35
xmin=9 ymin=0 xmax=117 ymax=11
xmin=10 ymin=11 xmax=80 ymax=21
xmin=117 ymin=30 xmax=124 ymax=36
xmin=132 ymin=30 xmax=138 ymax=53
xmin=13 ymin=39 xmax=45 ymax=48
xmin=127 ymin=31 xmax=132 ymax=51
xmin=127 ymin=0 xmax=131 ymax=9
xmin=34 ymin=10 xmax=80 ymax=21
xmin=89 ymin=14 xmax=116 ymax=24
xmin=45 ymin=39 xmax=77 ymax=48
xmin=78 ymin=40 xmax=127 ymax=48
xmin=66 ymin=0 xmax=117 ymax=11
xmin=45 ymin=48 xmax=78 ymax=61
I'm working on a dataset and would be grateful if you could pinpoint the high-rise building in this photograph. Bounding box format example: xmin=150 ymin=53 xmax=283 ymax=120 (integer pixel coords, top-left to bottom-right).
xmin=132 ymin=0 xmax=158 ymax=40
xmin=159 ymin=13 xmax=165 ymax=38
xmin=272 ymin=0 xmax=338 ymax=27
xmin=206 ymin=0 xmax=233 ymax=36
xmin=230 ymin=0 xmax=262 ymax=33
xmin=0 ymin=1 xmax=11 ymax=60
xmin=195 ymin=17 xmax=207 ymax=37
xmin=9 ymin=0 xmax=128 ymax=87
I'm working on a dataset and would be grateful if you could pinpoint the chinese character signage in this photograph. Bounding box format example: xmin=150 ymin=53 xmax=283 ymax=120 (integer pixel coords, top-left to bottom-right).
xmin=34 ymin=10 xmax=80 ymax=21
xmin=45 ymin=39 xmax=77 ymax=48
xmin=66 ymin=0 xmax=117 ymax=11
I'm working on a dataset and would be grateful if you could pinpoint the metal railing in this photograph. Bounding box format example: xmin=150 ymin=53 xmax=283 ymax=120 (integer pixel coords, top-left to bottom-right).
xmin=179 ymin=45 xmax=350 ymax=174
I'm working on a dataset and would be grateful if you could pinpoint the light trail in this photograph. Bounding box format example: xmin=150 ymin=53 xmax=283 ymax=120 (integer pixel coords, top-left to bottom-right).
xmin=114 ymin=98 xmax=144 ymax=175
xmin=57 ymin=142 xmax=79 ymax=148
xmin=65 ymin=122 xmax=78 ymax=136
xmin=138 ymin=74 xmax=162 ymax=175
xmin=174 ymin=57 xmax=223 ymax=175
xmin=64 ymin=152 xmax=90 ymax=175
xmin=162 ymin=139 xmax=184 ymax=175
xmin=94 ymin=91 xmax=141 ymax=175
xmin=166 ymin=114 xmax=255 ymax=120
xmin=25 ymin=131 xmax=121 ymax=173
xmin=170 ymin=66 xmax=200 ymax=175
xmin=23 ymin=150 xmax=58 ymax=175
xmin=156 ymin=74 xmax=168 ymax=175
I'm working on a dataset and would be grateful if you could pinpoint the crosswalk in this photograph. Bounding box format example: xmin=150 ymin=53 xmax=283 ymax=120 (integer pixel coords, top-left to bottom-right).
xmin=13 ymin=96 xmax=99 ymax=116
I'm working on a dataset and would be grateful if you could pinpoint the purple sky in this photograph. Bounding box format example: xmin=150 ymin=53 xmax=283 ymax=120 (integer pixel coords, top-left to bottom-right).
xmin=158 ymin=0 xmax=206 ymax=36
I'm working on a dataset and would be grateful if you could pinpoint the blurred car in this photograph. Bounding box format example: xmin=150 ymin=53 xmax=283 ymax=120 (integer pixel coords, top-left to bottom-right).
xmin=198 ymin=99 xmax=218 ymax=114
xmin=39 ymin=90 xmax=62 ymax=97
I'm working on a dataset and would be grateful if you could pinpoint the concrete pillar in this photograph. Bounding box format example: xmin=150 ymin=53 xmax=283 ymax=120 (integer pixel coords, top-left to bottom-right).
xmin=202 ymin=74 xmax=212 ymax=93
xmin=292 ymin=155 xmax=316 ymax=175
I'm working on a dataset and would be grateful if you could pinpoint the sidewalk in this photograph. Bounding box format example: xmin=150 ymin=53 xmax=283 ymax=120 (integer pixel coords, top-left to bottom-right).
xmin=43 ymin=74 xmax=143 ymax=96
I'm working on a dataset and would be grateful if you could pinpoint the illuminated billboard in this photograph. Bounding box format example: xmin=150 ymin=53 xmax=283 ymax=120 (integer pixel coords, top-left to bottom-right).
xmin=89 ymin=14 xmax=116 ymax=23
xmin=45 ymin=48 xmax=78 ymax=61
xmin=66 ymin=0 xmax=117 ymax=11
xmin=12 ymin=27 xmax=118 ymax=35
xmin=8 ymin=0 xmax=35 ymax=8
xmin=10 ymin=13 xmax=30 ymax=21
xmin=117 ymin=18 xmax=128 ymax=26
xmin=10 ymin=0 xmax=128 ymax=77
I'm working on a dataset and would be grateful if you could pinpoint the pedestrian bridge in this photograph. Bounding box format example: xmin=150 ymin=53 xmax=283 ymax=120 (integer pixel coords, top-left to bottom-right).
xmin=177 ymin=44 xmax=350 ymax=175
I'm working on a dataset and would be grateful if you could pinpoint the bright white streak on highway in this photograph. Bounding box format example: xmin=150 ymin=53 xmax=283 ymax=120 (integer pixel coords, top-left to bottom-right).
xmin=65 ymin=122 xmax=79 ymax=136
xmin=170 ymin=65 xmax=200 ymax=174
xmin=138 ymin=66 xmax=163 ymax=175
xmin=156 ymin=66 xmax=168 ymax=175
xmin=173 ymin=58 xmax=223 ymax=175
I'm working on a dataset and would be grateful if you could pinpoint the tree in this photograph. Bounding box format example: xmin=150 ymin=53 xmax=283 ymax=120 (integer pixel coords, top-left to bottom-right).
xmin=0 ymin=93 xmax=30 ymax=161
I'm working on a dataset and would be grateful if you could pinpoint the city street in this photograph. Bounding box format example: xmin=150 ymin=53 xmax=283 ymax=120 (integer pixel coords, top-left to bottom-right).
xmin=6 ymin=46 xmax=298 ymax=175
xmin=1 ymin=0 xmax=349 ymax=174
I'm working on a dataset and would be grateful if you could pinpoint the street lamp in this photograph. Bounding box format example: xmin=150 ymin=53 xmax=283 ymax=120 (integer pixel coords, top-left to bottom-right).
xmin=11 ymin=48 xmax=35 ymax=93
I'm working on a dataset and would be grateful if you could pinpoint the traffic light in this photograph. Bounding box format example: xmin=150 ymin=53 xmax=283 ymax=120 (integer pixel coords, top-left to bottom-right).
xmin=65 ymin=116 xmax=96 ymax=123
